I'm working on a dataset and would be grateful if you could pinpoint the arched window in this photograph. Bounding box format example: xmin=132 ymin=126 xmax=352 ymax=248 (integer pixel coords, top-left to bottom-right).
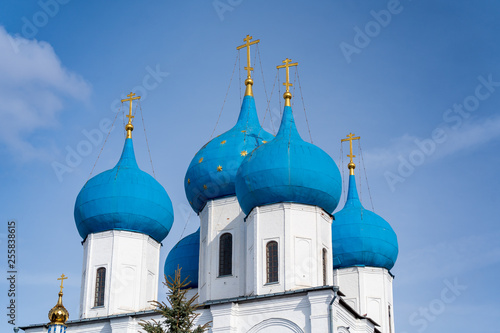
xmin=322 ymin=248 xmax=328 ymax=285
xmin=266 ymin=241 xmax=278 ymax=283
xmin=219 ymin=233 xmax=232 ymax=276
xmin=94 ymin=267 xmax=106 ymax=307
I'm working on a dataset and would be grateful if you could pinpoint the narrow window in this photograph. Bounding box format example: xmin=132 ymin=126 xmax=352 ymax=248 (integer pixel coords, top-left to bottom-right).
xmin=219 ymin=233 xmax=232 ymax=276
xmin=388 ymin=304 xmax=392 ymax=333
xmin=266 ymin=241 xmax=278 ymax=283
xmin=322 ymin=248 xmax=328 ymax=285
xmin=94 ymin=267 xmax=106 ymax=307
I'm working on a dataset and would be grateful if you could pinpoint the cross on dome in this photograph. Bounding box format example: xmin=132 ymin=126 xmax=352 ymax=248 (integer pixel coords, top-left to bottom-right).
xmin=121 ymin=92 xmax=141 ymax=138
xmin=277 ymin=58 xmax=298 ymax=106
xmin=237 ymin=34 xmax=260 ymax=96
xmin=57 ymin=274 xmax=68 ymax=293
xmin=236 ymin=35 xmax=260 ymax=79
xmin=341 ymin=133 xmax=361 ymax=175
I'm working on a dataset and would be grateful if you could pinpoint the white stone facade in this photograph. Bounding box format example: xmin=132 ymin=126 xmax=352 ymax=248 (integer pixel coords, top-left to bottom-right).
xmin=199 ymin=197 xmax=334 ymax=302
xmin=244 ymin=203 xmax=334 ymax=295
xmin=22 ymin=287 xmax=378 ymax=333
xmin=79 ymin=230 xmax=161 ymax=318
xmin=22 ymin=197 xmax=393 ymax=333
xmin=198 ymin=197 xmax=246 ymax=303
xmin=333 ymin=267 xmax=395 ymax=333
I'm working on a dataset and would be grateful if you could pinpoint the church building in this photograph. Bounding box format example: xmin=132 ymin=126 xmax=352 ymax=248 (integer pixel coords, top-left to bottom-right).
xmin=20 ymin=35 xmax=399 ymax=333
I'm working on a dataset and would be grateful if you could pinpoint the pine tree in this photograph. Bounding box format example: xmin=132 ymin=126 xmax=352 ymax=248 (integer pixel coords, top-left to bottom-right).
xmin=140 ymin=267 xmax=210 ymax=333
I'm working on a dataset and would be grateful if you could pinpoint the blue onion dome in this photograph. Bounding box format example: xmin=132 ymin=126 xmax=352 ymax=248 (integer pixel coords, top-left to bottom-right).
xmin=74 ymin=138 xmax=174 ymax=243
xmin=184 ymin=94 xmax=274 ymax=213
xmin=235 ymin=105 xmax=342 ymax=215
xmin=164 ymin=228 xmax=200 ymax=288
xmin=332 ymin=174 xmax=398 ymax=270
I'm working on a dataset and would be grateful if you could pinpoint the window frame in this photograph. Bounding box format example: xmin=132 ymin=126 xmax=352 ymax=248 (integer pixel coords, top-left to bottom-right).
xmin=218 ymin=232 xmax=233 ymax=277
xmin=322 ymin=248 xmax=328 ymax=285
xmin=94 ymin=267 xmax=106 ymax=307
xmin=266 ymin=240 xmax=279 ymax=284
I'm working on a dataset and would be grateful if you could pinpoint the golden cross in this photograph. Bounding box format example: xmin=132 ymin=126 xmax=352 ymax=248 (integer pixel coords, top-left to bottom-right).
xmin=236 ymin=35 xmax=260 ymax=79
xmin=57 ymin=274 xmax=68 ymax=293
xmin=277 ymin=58 xmax=298 ymax=93
xmin=121 ymin=92 xmax=141 ymax=123
xmin=341 ymin=133 xmax=361 ymax=175
xmin=121 ymin=92 xmax=141 ymax=138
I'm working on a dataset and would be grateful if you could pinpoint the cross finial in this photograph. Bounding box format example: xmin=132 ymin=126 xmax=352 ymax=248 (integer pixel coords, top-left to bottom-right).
xmin=236 ymin=35 xmax=260 ymax=96
xmin=341 ymin=133 xmax=361 ymax=175
xmin=57 ymin=274 xmax=68 ymax=293
xmin=121 ymin=92 xmax=141 ymax=138
xmin=277 ymin=58 xmax=298 ymax=107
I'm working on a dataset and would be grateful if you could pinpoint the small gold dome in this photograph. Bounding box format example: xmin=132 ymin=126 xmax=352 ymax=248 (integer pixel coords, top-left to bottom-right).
xmin=48 ymin=292 xmax=69 ymax=325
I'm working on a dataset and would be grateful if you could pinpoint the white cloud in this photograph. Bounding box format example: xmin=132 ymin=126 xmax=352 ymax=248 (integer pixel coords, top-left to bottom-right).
xmin=363 ymin=115 xmax=500 ymax=171
xmin=0 ymin=26 xmax=91 ymax=161
xmin=396 ymin=231 xmax=500 ymax=286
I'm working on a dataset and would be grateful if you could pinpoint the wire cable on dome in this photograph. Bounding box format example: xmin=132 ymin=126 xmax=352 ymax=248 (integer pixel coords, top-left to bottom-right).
xmin=260 ymin=70 xmax=278 ymax=136
xmin=138 ymin=101 xmax=156 ymax=179
xmin=257 ymin=44 xmax=277 ymax=135
xmin=296 ymin=67 xmax=313 ymax=143
xmin=358 ymin=139 xmax=375 ymax=212
xmin=238 ymin=49 xmax=242 ymax=105
xmin=86 ymin=104 xmax=121 ymax=185
xmin=209 ymin=52 xmax=239 ymax=141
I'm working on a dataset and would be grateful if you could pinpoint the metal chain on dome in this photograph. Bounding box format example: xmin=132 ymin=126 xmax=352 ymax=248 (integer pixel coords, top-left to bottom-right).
xmin=260 ymin=70 xmax=278 ymax=136
xmin=296 ymin=67 xmax=313 ymax=143
xmin=358 ymin=140 xmax=375 ymax=212
xmin=256 ymin=44 xmax=277 ymax=135
xmin=292 ymin=67 xmax=297 ymax=109
xmin=171 ymin=210 xmax=193 ymax=252
xmin=85 ymin=104 xmax=121 ymax=185
xmin=359 ymin=152 xmax=362 ymax=205
xmin=122 ymin=106 xmax=126 ymax=135
xmin=138 ymin=101 xmax=156 ymax=179
xmin=238 ymin=49 xmax=242 ymax=105
xmin=340 ymin=143 xmax=346 ymax=203
xmin=209 ymin=52 xmax=239 ymax=140
xmin=278 ymin=68 xmax=282 ymax=116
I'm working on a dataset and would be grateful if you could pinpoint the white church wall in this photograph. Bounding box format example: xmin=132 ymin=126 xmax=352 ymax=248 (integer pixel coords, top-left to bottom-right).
xmin=22 ymin=287 xmax=380 ymax=333
xmin=79 ymin=230 xmax=160 ymax=319
xmin=199 ymin=197 xmax=246 ymax=303
xmin=333 ymin=266 xmax=394 ymax=333
xmin=245 ymin=203 xmax=333 ymax=296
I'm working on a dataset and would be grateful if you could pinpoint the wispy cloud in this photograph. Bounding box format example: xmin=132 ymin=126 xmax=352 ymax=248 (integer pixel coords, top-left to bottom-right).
xmin=0 ymin=26 xmax=91 ymax=161
xmin=364 ymin=115 xmax=500 ymax=171
xmin=396 ymin=230 xmax=500 ymax=286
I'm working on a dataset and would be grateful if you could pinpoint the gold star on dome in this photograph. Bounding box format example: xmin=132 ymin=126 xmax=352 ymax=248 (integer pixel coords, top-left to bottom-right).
xmin=262 ymin=140 xmax=267 ymax=144
xmin=221 ymin=140 xmax=226 ymax=145
xmin=240 ymin=150 xmax=248 ymax=156
xmin=203 ymin=184 xmax=208 ymax=190
xmin=241 ymin=130 xmax=246 ymax=133
xmin=199 ymin=157 xmax=204 ymax=163
xmin=187 ymin=179 xmax=191 ymax=184
xmin=217 ymin=165 xmax=223 ymax=172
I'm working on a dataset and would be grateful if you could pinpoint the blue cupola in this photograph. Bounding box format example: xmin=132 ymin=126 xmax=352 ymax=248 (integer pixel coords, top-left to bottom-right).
xmin=332 ymin=174 xmax=398 ymax=270
xmin=74 ymin=110 xmax=174 ymax=243
xmin=235 ymin=90 xmax=342 ymax=215
xmin=184 ymin=79 xmax=274 ymax=213
xmin=164 ymin=228 xmax=200 ymax=288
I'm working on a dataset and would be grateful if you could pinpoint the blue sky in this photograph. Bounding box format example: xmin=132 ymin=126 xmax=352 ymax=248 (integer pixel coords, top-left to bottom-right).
xmin=1 ymin=1 xmax=499 ymax=332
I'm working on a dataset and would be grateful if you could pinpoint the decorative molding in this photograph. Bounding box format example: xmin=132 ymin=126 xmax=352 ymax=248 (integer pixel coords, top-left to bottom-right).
xmin=247 ymin=318 xmax=304 ymax=333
